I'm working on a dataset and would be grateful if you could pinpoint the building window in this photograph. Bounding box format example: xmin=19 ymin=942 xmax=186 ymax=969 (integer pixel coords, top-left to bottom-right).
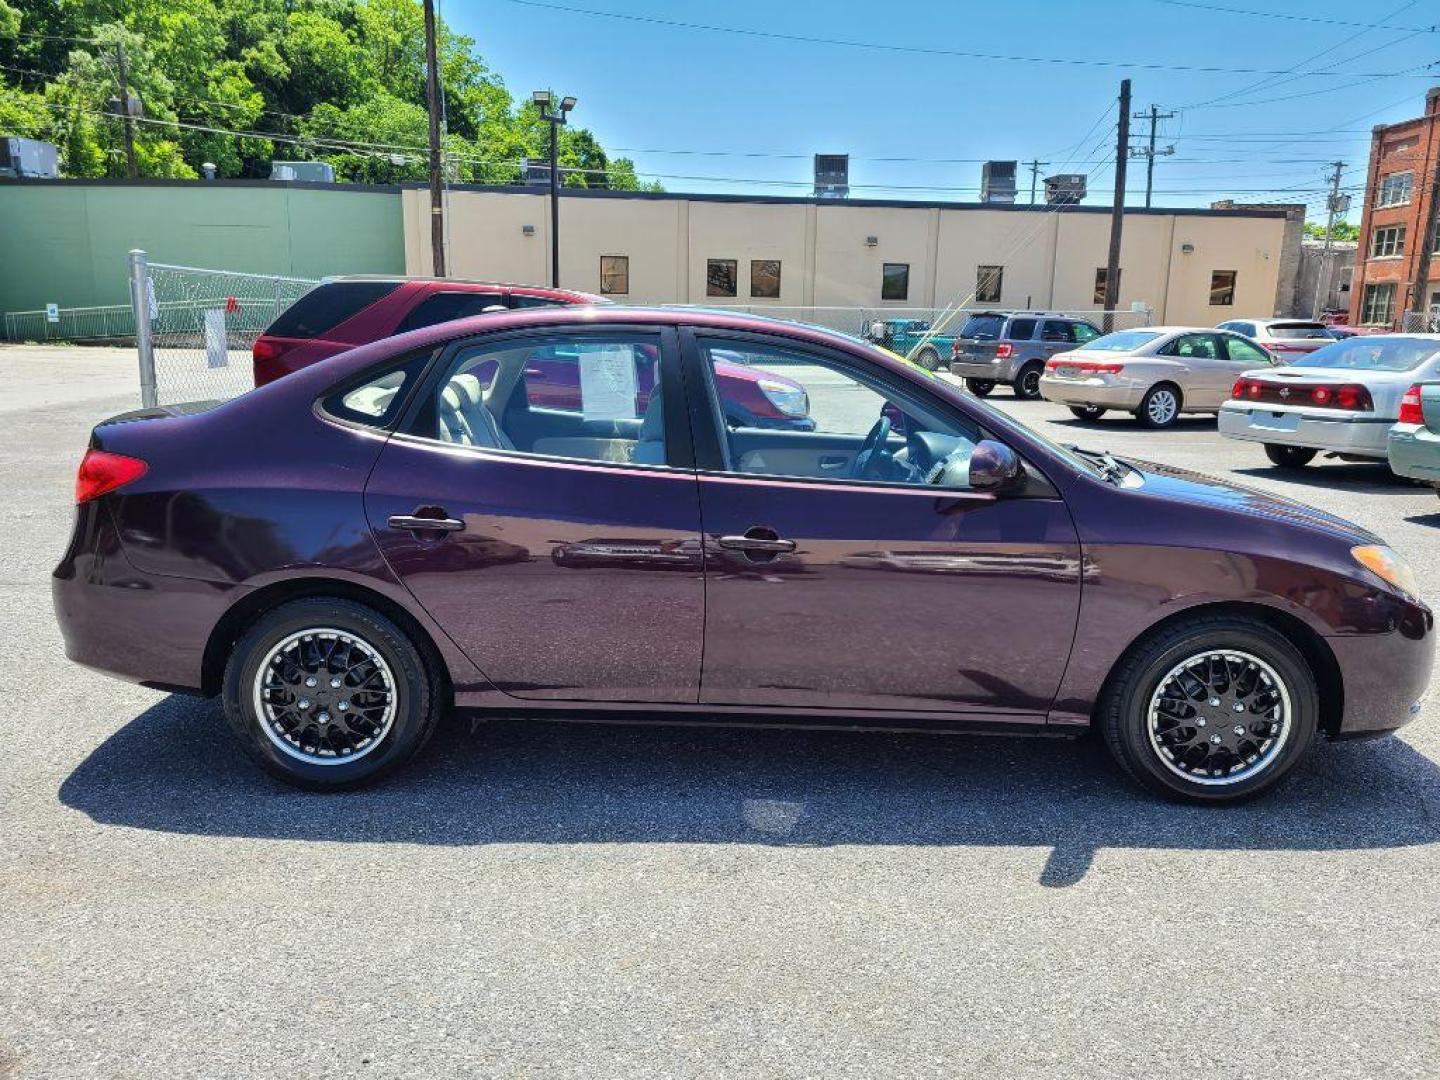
xmin=1093 ymin=267 xmax=1121 ymax=306
xmin=1361 ymin=283 xmax=1397 ymax=326
xmin=750 ymin=259 xmax=781 ymax=299
xmin=1209 ymin=270 xmax=1237 ymax=306
xmin=1371 ymin=225 xmax=1406 ymax=259
xmin=1432 ymin=218 xmax=1440 ymax=255
xmin=599 ymin=255 xmax=629 ymax=295
xmin=881 ymin=263 xmax=910 ymax=301
xmin=1377 ymin=171 xmax=1413 ymax=207
xmin=975 ymin=265 xmax=1003 ymax=304
xmin=706 ymin=259 xmax=738 ymax=298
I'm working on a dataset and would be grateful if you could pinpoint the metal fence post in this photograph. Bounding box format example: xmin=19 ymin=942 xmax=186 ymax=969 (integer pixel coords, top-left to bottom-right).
xmin=129 ymin=249 xmax=157 ymax=408
xmin=273 ymin=274 xmax=283 ymax=322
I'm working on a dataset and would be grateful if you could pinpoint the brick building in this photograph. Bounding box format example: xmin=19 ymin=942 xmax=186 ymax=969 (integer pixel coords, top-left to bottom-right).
xmin=1350 ymin=87 xmax=1440 ymax=329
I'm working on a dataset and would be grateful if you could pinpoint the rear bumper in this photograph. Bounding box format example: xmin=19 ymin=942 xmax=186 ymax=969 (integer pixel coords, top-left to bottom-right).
xmin=1388 ymin=423 xmax=1440 ymax=484
xmin=950 ymin=357 xmax=1020 ymax=383
xmin=1038 ymin=375 xmax=1146 ymax=410
xmin=1218 ymin=402 xmax=1392 ymax=458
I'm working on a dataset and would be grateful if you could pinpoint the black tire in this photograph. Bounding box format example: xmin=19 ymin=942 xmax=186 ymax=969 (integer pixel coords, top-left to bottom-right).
xmin=222 ymin=597 xmax=443 ymax=790
xmin=1135 ymin=383 xmax=1182 ymax=429
xmin=915 ymin=346 xmax=942 ymax=372
xmin=1099 ymin=615 xmax=1318 ymax=804
xmin=965 ymin=378 xmax=996 ymax=397
xmin=1014 ymin=363 xmax=1044 ymax=400
xmin=1068 ymin=405 xmax=1106 ymax=421
xmin=1264 ymin=444 xmax=1317 ymax=469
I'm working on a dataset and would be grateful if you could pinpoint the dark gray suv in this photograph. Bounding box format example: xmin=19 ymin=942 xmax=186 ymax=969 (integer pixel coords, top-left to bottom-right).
xmin=949 ymin=312 xmax=1103 ymax=399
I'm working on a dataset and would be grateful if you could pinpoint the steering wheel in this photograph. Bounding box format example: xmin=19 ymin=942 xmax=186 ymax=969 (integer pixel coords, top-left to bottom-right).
xmin=851 ymin=415 xmax=892 ymax=479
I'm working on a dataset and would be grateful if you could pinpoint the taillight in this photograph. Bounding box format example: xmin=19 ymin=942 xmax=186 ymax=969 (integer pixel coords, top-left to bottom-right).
xmin=1046 ymin=359 xmax=1123 ymax=374
xmin=995 ymin=342 xmax=1014 ymax=359
xmin=252 ymin=336 xmax=286 ymax=387
xmin=951 ymin=340 xmax=961 ymax=360
xmin=1398 ymin=384 xmax=1424 ymax=424
xmin=75 ymin=449 xmax=147 ymax=504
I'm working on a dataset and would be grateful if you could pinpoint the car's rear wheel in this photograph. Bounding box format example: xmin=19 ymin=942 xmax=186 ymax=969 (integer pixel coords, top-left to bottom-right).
xmin=965 ymin=378 xmax=996 ymax=397
xmin=1068 ymin=405 xmax=1106 ymax=421
xmin=914 ymin=346 xmax=942 ymax=372
xmin=1014 ymin=363 xmax=1044 ymax=400
xmin=1099 ymin=616 xmax=1318 ymax=804
xmin=1136 ymin=383 xmax=1181 ymax=429
xmin=222 ymin=598 xmax=442 ymax=790
xmin=1264 ymin=444 xmax=1317 ymax=469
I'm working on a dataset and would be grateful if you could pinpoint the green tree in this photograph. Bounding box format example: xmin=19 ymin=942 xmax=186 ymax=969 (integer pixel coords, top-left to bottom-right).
xmin=1305 ymin=220 xmax=1359 ymax=242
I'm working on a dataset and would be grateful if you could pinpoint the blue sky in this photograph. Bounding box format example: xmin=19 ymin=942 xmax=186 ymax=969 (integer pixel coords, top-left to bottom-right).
xmin=455 ymin=0 xmax=1440 ymax=223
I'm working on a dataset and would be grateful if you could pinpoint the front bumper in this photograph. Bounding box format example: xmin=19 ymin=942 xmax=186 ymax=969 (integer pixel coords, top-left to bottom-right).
xmin=1218 ymin=402 xmax=1392 ymax=458
xmin=1388 ymin=423 xmax=1440 ymax=485
xmin=1038 ymin=375 xmax=1146 ymax=410
xmin=1328 ymin=594 xmax=1434 ymax=736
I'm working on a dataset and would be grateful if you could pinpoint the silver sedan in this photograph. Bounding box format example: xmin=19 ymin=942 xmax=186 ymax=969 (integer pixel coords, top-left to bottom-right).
xmin=1219 ymin=334 xmax=1440 ymax=470
xmin=1037 ymin=326 xmax=1276 ymax=428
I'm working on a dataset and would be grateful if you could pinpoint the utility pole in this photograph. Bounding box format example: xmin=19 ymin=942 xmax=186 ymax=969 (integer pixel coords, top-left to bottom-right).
xmin=422 ymin=0 xmax=446 ymax=277
xmin=1410 ymin=160 xmax=1440 ymax=330
xmin=1130 ymin=104 xmax=1175 ymax=208
xmin=114 ymin=42 xmax=137 ymax=179
xmin=1103 ymin=79 xmax=1131 ymax=332
xmin=1027 ymin=158 xmax=1049 ymax=205
xmin=1313 ymin=161 xmax=1347 ymax=320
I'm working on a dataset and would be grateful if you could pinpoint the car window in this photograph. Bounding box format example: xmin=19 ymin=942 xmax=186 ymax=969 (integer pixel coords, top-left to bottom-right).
xmin=266 ymin=281 xmax=399 ymax=339
xmin=509 ymin=294 xmax=566 ymax=309
xmin=1267 ymin=322 xmax=1332 ymax=340
xmin=1294 ymin=337 xmax=1440 ymax=373
xmin=1040 ymin=320 xmax=1073 ymax=343
xmin=409 ymin=333 xmax=671 ymax=467
xmin=1223 ymin=336 xmax=1272 ymax=366
xmin=395 ymin=291 xmax=507 ymax=333
xmin=959 ymin=314 xmax=1006 ymax=339
xmin=1007 ymin=318 xmax=1038 ymax=341
xmin=1084 ymin=330 xmax=1162 ymax=352
xmin=695 ymin=337 xmax=991 ymax=490
xmin=1164 ymin=333 xmax=1222 ymax=359
xmin=1071 ymin=323 xmax=1100 ymax=343
xmin=320 ymin=350 xmax=431 ymax=429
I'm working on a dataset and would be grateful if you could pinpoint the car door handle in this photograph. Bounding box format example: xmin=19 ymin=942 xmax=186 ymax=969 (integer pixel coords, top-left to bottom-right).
xmin=388 ymin=513 xmax=466 ymax=533
xmin=818 ymin=455 xmax=848 ymax=470
xmin=718 ymin=532 xmax=796 ymax=554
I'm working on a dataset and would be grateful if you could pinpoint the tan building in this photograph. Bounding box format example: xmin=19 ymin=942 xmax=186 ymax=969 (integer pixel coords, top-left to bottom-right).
xmin=403 ymin=185 xmax=1297 ymax=326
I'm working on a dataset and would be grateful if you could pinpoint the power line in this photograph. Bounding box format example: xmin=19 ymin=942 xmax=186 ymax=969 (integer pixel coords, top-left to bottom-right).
xmin=1151 ymin=0 xmax=1436 ymax=33
xmin=492 ymin=0 xmax=1439 ymax=79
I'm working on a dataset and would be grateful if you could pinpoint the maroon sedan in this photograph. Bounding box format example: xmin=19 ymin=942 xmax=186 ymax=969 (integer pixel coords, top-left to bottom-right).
xmin=55 ymin=307 xmax=1432 ymax=803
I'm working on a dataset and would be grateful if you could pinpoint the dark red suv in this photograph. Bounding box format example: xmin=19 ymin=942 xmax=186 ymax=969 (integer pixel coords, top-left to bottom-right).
xmin=252 ymin=277 xmax=607 ymax=386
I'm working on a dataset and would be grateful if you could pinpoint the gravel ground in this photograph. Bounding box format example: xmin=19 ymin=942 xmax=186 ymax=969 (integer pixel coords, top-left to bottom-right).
xmin=2 ymin=345 xmax=1439 ymax=1079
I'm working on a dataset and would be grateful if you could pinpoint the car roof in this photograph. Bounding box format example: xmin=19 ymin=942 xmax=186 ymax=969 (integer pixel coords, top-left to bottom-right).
xmin=321 ymin=274 xmax=605 ymax=299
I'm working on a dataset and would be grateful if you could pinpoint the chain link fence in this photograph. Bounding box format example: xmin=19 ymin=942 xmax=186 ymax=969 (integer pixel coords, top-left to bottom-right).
xmin=129 ymin=251 xmax=318 ymax=406
xmin=1400 ymin=306 xmax=1440 ymax=334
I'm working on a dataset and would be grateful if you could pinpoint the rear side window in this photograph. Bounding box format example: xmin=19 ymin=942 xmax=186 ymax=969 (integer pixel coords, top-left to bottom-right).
xmin=320 ymin=351 xmax=432 ymax=428
xmin=396 ymin=291 xmax=507 ymax=333
xmin=1007 ymin=318 xmax=1038 ymax=340
xmin=266 ymin=282 xmax=399 ymax=339
xmin=510 ymin=294 xmax=568 ymax=309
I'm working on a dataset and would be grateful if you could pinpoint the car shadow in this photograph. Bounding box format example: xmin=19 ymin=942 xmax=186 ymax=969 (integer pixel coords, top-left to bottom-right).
xmin=60 ymin=696 xmax=1440 ymax=888
xmin=1407 ymin=512 xmax=1440 ymax=527
xmin=1233 ymin=464 xmax=1418 ymax=495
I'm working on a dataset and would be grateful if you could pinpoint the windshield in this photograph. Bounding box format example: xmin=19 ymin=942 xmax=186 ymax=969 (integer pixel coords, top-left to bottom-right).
xmin=1291 ymin=337 xmax=1440 ymax=373
xmin=1083 ymin=330 xmax=1162 ymax=353
xmin=1268 ymin=322 xmax=1331 ymax=340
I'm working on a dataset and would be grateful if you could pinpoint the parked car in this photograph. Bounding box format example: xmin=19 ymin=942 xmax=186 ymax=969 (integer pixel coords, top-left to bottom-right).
xmin=55 ymin=306 xmax=1432 ymax=804
xmin=1220 ymin=335 xmax=1440 ymax=469
xmin=863 ymin=318 xmax=957 ymax=371
xmin=253 ymin=275 xmax=814 ymax=431
xmin=1388 ymin=382 xmax=1440 ymax=491
xmin=1037 ymin=326 xmax=1276 ymax=428
xmin=1215 ymin=319 xmax=1333 ymax=362
xmin=949 ymin=312 xmax=1104 ymax=399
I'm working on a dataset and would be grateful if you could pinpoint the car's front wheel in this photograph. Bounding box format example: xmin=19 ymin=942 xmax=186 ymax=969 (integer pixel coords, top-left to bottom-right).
xmin=1014 ymin=363 xmax=1044 ymax=400
xmin=1264 ymin=444 xmax=1317 ymax=469
xmin=1069 ymin=405 xmax=1106 ymax=421
xmin=1099 ymin=615 xmax=1318 ymax=804
xmin=222 ymin=597 xmax=443 ymax=790
xmin=965 ymin=378 xmax=996 ymax=397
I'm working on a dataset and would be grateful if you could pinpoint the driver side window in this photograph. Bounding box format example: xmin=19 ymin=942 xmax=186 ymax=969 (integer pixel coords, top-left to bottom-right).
xmin=697 ymin=338 xmax=983 ymax=489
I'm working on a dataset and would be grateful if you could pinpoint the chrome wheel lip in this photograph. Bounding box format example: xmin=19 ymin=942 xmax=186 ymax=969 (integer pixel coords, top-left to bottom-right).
xmin=252 ymin=627 xmax=397 ymax=766
xmin=1147 ymin=388 xmax=1178 ymax=425
xmin=1146 ymin=648 xmax=1293 ymax=787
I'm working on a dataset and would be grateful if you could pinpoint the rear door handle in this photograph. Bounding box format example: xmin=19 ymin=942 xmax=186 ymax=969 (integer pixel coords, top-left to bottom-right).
xmin=718 ymin=535 xmax=796 ymax=553
xmin=388 ymin=513 xmax=466 ymax=533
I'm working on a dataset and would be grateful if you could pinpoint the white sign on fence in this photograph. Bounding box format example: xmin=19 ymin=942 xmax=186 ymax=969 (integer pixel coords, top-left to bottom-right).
xmin=45 ymin=303 xmax=59 ymax=324
xmin=203 ymin=308 xmax=229 ymax=369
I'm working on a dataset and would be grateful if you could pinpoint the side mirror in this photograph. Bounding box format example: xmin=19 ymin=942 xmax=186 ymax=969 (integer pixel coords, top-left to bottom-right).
xmin=968 ymin=439 xmax=1025 ymax=493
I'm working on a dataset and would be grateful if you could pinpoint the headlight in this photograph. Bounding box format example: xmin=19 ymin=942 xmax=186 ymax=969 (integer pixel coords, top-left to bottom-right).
xmin=758 ymin=379 xmax=809 ymax=418
xmin=1351 ymin=545 xmax=1420 ymax=600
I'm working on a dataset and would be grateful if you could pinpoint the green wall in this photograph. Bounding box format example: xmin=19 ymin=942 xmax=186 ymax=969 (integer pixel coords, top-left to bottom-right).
xmin=0 ymin=181 xmax=406 ymax=314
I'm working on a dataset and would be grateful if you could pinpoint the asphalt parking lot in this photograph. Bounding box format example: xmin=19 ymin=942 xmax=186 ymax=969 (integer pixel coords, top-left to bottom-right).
xmin=4 ymin=344 xmax=1440 ymax=1079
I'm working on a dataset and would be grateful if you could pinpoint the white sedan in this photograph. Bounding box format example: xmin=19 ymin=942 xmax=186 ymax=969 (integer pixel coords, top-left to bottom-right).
xmin=1219 ymin=334 xmax=1440 ymax=469
xmin=1037 ymin=326 xmax=1276 ymax=428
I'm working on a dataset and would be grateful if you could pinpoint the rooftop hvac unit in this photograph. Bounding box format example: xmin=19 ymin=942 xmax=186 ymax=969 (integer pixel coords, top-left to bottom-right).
xmin=269 ymin=161 xmax=335 ymax=183
xmin=0 ymin=137 xmax=59 ymax=179
xmin=1044 ymin=173 xmax=1087 ymax=205
xmin=980 ymin=160 xmax=1017 ymax=204
xmin=814 ymin=154 xmax=849 ymax=199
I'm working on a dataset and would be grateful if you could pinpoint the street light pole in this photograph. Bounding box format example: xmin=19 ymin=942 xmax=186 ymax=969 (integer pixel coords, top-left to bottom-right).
xmin=422 ymin=0 xmax=446 ymax=277
xmin=533 ymin=90 xmax=576 ymax=289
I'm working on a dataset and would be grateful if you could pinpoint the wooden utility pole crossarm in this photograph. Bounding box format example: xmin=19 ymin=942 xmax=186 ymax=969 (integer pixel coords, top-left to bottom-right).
xmin=1103 ymin=80 xmax=1132 ymax=332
